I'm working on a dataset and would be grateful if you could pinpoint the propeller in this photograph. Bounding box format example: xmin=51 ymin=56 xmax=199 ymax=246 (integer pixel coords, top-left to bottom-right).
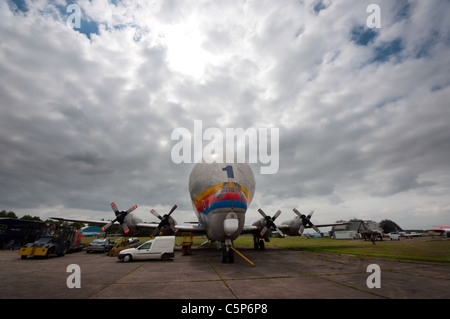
xmin=102 ymin=202 xmax=138 ymax=235
xmin=293 ymin=208 xmax=320 ymax=236
xmin=258 ymin=208 xmax=284 ymax=237
xmin=150 ymin=205 xmax=178 ymax=237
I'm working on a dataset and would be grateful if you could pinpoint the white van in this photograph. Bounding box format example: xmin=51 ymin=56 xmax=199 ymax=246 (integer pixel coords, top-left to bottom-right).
xmin=118 ymin=236 xmax=175 ymax=262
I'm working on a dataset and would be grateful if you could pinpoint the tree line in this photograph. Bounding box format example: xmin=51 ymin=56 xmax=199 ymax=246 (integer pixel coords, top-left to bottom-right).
xmin=1 ymin=210 xmax=85 ymax=229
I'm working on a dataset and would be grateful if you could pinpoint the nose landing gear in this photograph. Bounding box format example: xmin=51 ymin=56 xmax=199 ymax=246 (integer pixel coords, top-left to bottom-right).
xmin=221 ymin=246 xmax=235 ymax=263
xmin=221 ymin=239 xmax=255 ymax=266
xmin=221 ymin=239 xmax=234 ymax=263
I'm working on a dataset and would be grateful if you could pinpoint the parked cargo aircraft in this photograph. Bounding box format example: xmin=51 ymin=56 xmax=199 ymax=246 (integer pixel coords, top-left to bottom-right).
xmin=428 ymin=225 xmax=450 ymax=237
xmin=52 ymin=161 xmax=345 ymax=263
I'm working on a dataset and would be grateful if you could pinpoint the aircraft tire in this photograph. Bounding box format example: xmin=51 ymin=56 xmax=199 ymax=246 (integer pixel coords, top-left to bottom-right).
xmin=228 ymin=250 xmax=234 ymax=263
xmin=259 ymin=240 xmax=265 ymax=250
xmin=253 ymin=236 xmax=259 ymax=250
xmin=221 ymin=247 xmax=234 ymax=263
xmin=45 ymin=248 xmax=53 ymax=258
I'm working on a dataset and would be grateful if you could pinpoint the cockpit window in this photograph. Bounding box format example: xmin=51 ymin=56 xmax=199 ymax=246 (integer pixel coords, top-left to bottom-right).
xmin=213 ymin=183 xmax=246 ymax=200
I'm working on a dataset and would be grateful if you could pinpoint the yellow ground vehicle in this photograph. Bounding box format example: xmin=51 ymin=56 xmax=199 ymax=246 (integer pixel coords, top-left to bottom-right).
xmin=19 ymin=226 xmax=82 ymax=259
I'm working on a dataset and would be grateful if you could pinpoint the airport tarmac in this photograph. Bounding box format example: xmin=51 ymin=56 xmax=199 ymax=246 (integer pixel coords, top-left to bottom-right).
xmin=1 ymin=245 xmax=449 ymax=301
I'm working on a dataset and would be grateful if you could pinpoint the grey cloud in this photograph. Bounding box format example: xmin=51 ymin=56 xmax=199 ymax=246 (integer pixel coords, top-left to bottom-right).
xmin=64 ymin=151 xmax=106 ymax=166
xmin=1 ymin=0 xmax=449 ymax=229
xmin=366 ymin=169 xmax=438 ymax=198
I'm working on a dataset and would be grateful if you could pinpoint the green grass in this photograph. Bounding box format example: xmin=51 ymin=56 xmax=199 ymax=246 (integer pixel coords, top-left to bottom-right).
xmin=237 ymin=235 xmax=450 ymax=263
xmin=82 ymin=235 xmax=450 ymax=263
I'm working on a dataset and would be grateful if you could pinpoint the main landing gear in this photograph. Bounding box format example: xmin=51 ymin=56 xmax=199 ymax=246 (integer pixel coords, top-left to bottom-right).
xmin=253 ymin=235 xmax=267 ymax=250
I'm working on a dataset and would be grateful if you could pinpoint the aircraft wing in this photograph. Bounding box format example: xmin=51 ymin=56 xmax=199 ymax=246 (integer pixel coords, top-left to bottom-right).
xmin=241 ymin=222 xmax=348 ymax=236
xmin=51 ymin=216 xmax=207 ymax=235
xmin=240 ymin=225 xmax=260 ymax=235
xmin=134 ymin=222 xmax=207 ymax=235
xmin=51 ymin=217 xmax=114 ymax=227
xmin=240 ymin=224 xmax=299 ymax=235
xmin=304 ymin=222 xmax=349 ymax=228
xmin=171 ymin=223 xmax=207 ymax=235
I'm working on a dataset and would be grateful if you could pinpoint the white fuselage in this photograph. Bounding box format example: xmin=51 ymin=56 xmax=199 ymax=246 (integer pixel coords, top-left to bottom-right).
xmin=188 ymin=161 xmax=255 ymax=243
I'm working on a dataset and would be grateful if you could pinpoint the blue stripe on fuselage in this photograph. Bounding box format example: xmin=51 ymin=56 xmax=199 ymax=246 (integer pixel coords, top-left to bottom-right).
xmin=201 ymin=200 xmax=247 ymax=216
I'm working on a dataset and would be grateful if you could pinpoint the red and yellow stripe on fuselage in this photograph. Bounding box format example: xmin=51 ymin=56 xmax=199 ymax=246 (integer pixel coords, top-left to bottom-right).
xmin=192 ymin=182 xmax=250 ymax=219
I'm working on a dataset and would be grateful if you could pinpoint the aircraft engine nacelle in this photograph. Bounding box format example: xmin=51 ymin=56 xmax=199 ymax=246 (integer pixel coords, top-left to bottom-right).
xmin=157 ymin=216 xmax=178 ymax=236
xmin=122 ymin=214 xmax=143 ymax=235
xmin=281 ymin=216 xmax=303 ymax=236
xmin=281 ymin=210 xmax=320 ymax=236
xmin=252 ymin=218 xmax=268 ymax=236
xmin=253 ymin=209 xmax=284 ymax=238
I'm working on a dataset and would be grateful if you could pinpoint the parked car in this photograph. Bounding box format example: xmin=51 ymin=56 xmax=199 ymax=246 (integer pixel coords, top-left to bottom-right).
xmin=86 ymin=238 xmax=115 ymax=253
xmin=389 ymin=233 xmax=401 ymax=241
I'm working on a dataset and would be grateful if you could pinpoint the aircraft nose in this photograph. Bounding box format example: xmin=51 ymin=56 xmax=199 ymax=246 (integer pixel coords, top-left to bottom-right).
xmin=224 ymin=212 xmax=239 ymax=236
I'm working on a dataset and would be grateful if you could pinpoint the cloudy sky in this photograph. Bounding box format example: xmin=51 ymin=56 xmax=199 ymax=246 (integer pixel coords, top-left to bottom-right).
xmin=1 ymin=0 xmax=449 ymax=230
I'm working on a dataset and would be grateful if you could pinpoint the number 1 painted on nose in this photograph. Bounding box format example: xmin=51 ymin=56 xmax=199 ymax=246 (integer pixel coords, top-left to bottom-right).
xmin=222 ymin=166 xmax=234 ymax=179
